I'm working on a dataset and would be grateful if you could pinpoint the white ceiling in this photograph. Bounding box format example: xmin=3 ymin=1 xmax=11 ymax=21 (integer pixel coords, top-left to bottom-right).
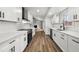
xmin=47 ymin=7 xmax=66 ymax=17
xmin=25 ymin=7 xmax=49 ymax=19
xmin=25 ymin=7 xmax=67 ymax=19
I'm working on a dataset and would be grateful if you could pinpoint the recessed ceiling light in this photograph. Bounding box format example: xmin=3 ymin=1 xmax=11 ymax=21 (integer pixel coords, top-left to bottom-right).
xmin=37 ymin=9 xmax=40 ymax=13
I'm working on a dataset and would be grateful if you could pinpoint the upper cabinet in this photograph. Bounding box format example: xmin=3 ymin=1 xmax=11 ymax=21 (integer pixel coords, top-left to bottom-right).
xmin=28 ymin=11 xmax=33 ymax=23
xmin=59 ymin=8 xmax=79 ymax=27
xmin=0 ymin=7 xmax=22 ymax=22
xmin=52 ymin=14 xmax=60 ymax=24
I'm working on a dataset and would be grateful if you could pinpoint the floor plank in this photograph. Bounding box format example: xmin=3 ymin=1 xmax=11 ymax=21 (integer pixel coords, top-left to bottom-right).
xmin=24 ymin=31 xmax=62 ymax=52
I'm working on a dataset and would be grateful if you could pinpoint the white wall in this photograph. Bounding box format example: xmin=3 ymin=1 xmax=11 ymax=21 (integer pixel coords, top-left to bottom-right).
xmin=43 ymin=17 xmax=52 ymax=35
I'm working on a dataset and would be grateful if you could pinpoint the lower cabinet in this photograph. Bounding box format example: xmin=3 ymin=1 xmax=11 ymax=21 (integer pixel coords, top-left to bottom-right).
xmin=53 ymin=30 xmax=60 ymax=47
xmin=68 ymin=36 xmax=79 ymax=52
xmin=53 ymin=29 xmax=79 ymax=52
xmin=15 ymin=33 xmax=27 ymax=52
xmin=0 ymin=44 xmax=11 ymax=52
xmin=0 ymin=39 xmax=16 ymax=52
xmin=53 ymin=30 xmax=67 ymax=52
xmin=15 ymin=36 xmax=21 ymax=52
xmin=0 ymin=32 xmax=28 ymax=52
xmin=19 ymin=33 xmax=27 ymax=52
xmin=58 ymin=33 xmax=67 ymax=52
xmin=9 ymin=39 xmax=16 ymax=52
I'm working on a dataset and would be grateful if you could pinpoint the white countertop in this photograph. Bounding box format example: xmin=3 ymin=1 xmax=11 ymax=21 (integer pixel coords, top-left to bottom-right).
xmin=21 ymin=27 xmax=34 ymax=29
xmin=51 ymin=28 xmax=79 ymax=39
xmin=60 ymin=30 xmax=79 ymax=39
xmin=0 ymin=31 xmax=27 ymax=44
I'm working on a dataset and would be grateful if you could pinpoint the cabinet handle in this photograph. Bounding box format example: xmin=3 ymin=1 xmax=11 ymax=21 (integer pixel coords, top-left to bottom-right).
xmin=0 ymin=11 xmax=1 ymax=17
xmin=54 ymin=34 xmax=56 ymax=36
xmin=18 ymin=18 xmax=19 ymax=21
xmin=10 ymin=46 xmax=15 ymax=52
xmin=60 ymin=37 xmax=64 ymax=40
xmin=24 ymin=37 xmax=26 ymax=41
xmin=3 ymin=12 xmax=4 ymax=18
xmin=72 ymin=39 xmax=79 ymax=44
xmin=9 ymin=40 xmax=15 ymax=44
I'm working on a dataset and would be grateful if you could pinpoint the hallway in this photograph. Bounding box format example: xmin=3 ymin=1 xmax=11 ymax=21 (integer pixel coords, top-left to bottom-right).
xmin=25 ymin=31 xmax=62 ymax=52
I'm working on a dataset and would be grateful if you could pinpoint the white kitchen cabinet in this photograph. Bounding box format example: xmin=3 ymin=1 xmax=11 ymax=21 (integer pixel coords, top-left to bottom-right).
xmin=53 ymin=30 xmax=68 ymax=51
xmin=28 ymin=11 xmax=33 ymax=23
xmin=0 ymin=7 xmax=22 ymax=22
xmin=0 ymin=43 xmax=11 ymax=52
xmin=20 ymin=33 xmax=27 ymax=52
xmin=52 ymin=15 xmax=60 ymax=24
xmin=0 ymin=32 xmax=27 ymax=52
xmin=20 ymin=35 xmax=25 ymax=51
xmin=15 ymin=35 xmax=21 ymax=52
xmin=15 ymin=32 xmax=27 ymax=52
xmin=58 ymin=32 xmax=68 ymax=51
xmin=53 ymin=30 xmax=61 ymax=47
xmin=52 ymin=29 xmax=79 ymax=52
xmin=68 ymin=36 xmax=79 ymax=52
xmin=0 ymin=38 xmax=16 ymax=52
xmin=9 ymin=40 xmax=16 ymax=52
xmin=23 ymin=33 xmax=27 ymax=49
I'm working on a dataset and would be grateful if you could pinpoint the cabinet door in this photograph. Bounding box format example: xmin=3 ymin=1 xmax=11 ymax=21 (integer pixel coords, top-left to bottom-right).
xmin=0 ymin=39 xmax=16 ymax=52
xmin=58 ymin=33 xmax=67 ymax=51
xmin=53 ymin=30 xmax=68 ymax=51
xmin=0 ymin=7 xmax=22 ymax=22
xmin=19 ymin=35 xmax=24 ymax=51
xmin=53 ymin=30 xmax=60 ymax=47
xmin=9 ymin=39 xmax=16 ymax=52
xmin=23 ymin=33 xmax=27 ymax=49
xmin=15 ymin=36 xmax=21 ymax=52
xmin=68 ymin=36 xmax=79 ymax=52
xmin=0 ymin=44 xmax=11 ymax=52
xmin=28 ymin=11 xmax=33 ymax=23
xmin=19 ymin=33 xmax=27 ymax=52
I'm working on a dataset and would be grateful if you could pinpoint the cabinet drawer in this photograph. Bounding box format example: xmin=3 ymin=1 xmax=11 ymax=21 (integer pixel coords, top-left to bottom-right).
xmin=59 ymin=34 xmax=67 ymax=51
xmin=68 ymin=36 xmax=79 ymax=52
xmin=0 ymin=44 xmax=11 ymax=52
xmin=0 ymin=39 xmax=16 ymax=52
xmin=53 ymin=30 xmax=68 ymax=51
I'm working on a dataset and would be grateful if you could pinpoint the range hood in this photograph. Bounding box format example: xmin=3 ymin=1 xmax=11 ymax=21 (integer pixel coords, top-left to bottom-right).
xmin=22 ymin=7 xmax=30 ymax=21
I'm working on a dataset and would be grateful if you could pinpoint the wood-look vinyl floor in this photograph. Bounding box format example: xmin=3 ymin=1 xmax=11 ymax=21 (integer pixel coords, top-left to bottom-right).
xmin=24 ymin=31 xmax=62 ymax=52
